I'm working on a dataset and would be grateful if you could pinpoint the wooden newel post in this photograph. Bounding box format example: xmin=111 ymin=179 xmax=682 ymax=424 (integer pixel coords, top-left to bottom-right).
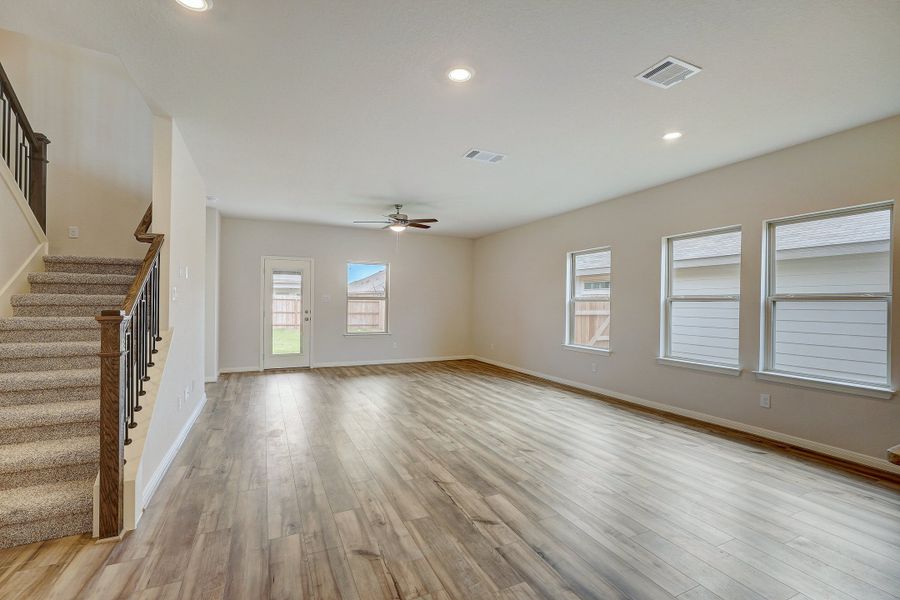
xmin=97 ymin=309 xmax=127 ymax=540
xmin=28 ymin=133 xmax=49 ymax=233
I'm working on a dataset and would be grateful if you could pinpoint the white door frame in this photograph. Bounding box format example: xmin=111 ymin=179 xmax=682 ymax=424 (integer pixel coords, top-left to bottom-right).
xmin=260 ymin=256 xmax=314 ymax=369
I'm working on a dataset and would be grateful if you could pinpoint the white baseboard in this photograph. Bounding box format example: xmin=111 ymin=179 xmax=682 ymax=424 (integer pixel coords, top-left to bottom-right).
xmin=140 ymin=391 xmax=208 ymax=510
xmin=472 ymin=355 xmax=900 ymax=476
xmin=219 ymin=366 xmax=261 ymax=374
xmin=220 ymin=356 xmax=472 ymax=373
xmin=312 ymin=355 xmax=472 ymax=368
xmin=0 ymin=242 xmax=47 ymax=317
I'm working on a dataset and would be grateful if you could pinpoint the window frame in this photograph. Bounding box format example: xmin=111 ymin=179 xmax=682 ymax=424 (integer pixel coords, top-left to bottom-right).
xmin=658 ymin=225 xmax=743 ymax=375
xmin=564 ymin=246 xmax=612 ymax=355
xmin=345 ymin=261 xmax=390 ymax=336
xmin=757 ymin=201 xmax=894 ymax=398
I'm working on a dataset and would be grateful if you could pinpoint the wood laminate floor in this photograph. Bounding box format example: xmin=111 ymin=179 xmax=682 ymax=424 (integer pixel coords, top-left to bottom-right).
xmin=1 ymin=359 xmax=898 ymax=599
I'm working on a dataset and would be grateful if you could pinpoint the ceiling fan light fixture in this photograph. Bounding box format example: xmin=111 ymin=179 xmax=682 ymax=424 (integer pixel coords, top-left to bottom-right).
xmin=389 ymin=224 xmax=407 ymax=233
xmin=175 ymin=0 xmax=211 ymax=12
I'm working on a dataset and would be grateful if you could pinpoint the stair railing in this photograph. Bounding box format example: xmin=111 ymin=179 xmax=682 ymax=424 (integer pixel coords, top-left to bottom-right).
xmin=96 ymin=204 xmax=164 ymax=540
xmin=0 ymin=60 xmax=49 ymax=231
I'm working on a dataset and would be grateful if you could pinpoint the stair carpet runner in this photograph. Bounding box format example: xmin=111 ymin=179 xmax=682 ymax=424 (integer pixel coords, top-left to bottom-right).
xmin=0 ymin=255 xmax=141 ymax=549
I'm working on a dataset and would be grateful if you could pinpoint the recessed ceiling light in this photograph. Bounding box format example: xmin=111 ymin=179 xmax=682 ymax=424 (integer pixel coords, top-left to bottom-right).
xmin=447 ymin=67 xmax=473 ymax=83
xmin=389 ymin=224 xmax=407 ymax=233
xmin=176 ymin=0 xmax=211 ymax=11
xmin=662 ymin=131 xmax=683 ymax=141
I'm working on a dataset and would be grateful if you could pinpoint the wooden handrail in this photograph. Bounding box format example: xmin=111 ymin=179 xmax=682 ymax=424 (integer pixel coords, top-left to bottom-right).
xmin=122 ymin=204 xmax=164 ymax=315
xmin=0 ymin=61 xmax=38 ymax=142
xmin=0 ymin=60 xmax=50 ymax=232
xmin=97 ymin=203 xmax=164 ymax=540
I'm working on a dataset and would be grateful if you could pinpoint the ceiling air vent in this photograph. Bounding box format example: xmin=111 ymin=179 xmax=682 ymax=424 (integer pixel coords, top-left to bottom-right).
xmin=636 ymin=56 xmax=701 ymax=89
xmin=463 ymin=148 xmax=506 ymax=164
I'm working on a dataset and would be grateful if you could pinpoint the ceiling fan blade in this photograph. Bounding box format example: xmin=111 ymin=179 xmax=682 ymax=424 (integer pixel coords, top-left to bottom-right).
xmin=406 ymin=223 xmax=431 ymax=229
xmin=407 ymin=218 xmax=438 ymax=223
xmin=354 ymin=220 xmax=392 ymax=224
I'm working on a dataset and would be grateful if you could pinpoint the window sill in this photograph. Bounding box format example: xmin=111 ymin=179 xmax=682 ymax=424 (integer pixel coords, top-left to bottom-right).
xmin=754 ymin=371 xmax=894 ymax=399
xmin=656 ymin=357 xmax=742 ymax=376
xmin=562 ymin=344 xmax=611 ymax=356
xmin=344 ymin=332 xmax=391 ymax=337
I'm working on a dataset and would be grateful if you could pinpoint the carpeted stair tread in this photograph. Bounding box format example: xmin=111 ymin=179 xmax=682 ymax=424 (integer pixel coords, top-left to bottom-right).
xmin=10 ymin=293 xmax=125 ymax=307
xmin=43 ymin=255 xmax=142 ymax=266
xmin=0 ymin=400 xmax=99 ymax=433
xmin=0 ymin=436 xmax=98 ymax=475
xmin=28 ymin=272 xmax=135 ymax=285
xmin=0 ymin=317 xmax=100 ymax=331
xmin=0 ymin=253 xmax=140 ymax=548
xmin=0 ymin=368 xmax=99 ymax=392
xmin=0 ymin=479 xmax=93 ymax=527
xmin=0 ymin=341 xmax=99 ymax=359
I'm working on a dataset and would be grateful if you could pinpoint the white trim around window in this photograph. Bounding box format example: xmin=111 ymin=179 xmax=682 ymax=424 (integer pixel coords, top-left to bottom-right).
xmin=564 ymin=246 xmax=612 ymax=355
xmin=346 ymin=261 xmax=390 ymax=335
xmin=757 ymin=200 xmax=895 ymax=398
xmin=659 ymin=225 xmax=742 ymax=374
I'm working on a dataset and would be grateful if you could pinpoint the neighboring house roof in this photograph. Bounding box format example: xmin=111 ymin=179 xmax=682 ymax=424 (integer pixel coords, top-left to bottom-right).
xmin=666 ymin=210 xmax=889 ymax=268
xmin=272 ymin=272 xmax=302 ymax=295
xmin=575 ymin=251 xmax=610 ymax=275
xmin=776 ymin=209 xmax=890 ymax=250
xmin=348 ymin=270 xmax=386 ymax=296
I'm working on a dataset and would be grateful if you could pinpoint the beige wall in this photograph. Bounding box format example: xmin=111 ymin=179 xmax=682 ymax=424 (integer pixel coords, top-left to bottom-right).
xmin=137 ymin=118 xmax=207 ymax=512
xmin=204 ymin=207 xmax=220 ymax=381
xmin=472 ymin=115 xmax=900 ymax=463
xmin=219 ymin=218 xmax=473 ymax=370
xmin=0 ymin=28 xmax=152 ymax=258
xmin=0 ymin=158 xmax=47 ymax=316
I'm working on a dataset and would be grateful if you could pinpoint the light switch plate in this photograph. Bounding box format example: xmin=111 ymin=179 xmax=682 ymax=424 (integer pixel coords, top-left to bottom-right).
xmin=68 ymin=226 xmax=79 ymax=239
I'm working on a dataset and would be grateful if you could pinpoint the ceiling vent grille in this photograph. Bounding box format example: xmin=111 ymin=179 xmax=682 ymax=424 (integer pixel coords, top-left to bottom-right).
xmin=463 ymin=149 xmax=506 ymax=164
xmin=636 ymin=56 xmax=701 ymax=89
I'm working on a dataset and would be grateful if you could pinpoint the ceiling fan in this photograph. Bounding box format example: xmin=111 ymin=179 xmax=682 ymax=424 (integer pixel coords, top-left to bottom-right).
xmin=353 ymin=204 xmax=438 ymax=232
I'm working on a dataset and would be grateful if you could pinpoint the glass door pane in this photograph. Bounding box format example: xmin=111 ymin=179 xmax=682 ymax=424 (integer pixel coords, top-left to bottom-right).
xmin=271 ymin=271 xmax=302 ymax=355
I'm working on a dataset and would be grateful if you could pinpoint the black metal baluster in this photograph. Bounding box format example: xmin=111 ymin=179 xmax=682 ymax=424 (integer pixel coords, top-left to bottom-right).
xmin=136 ymin=295 xmax=145 ymax=400
xmin=124 ymin=324 xmax=134 ymax=443
xmin=23 ymin=139 xmax=29 ymax=199
xmin=141 ymin=289 xmax=149 ymax=377
xmin=154 ymin=259 xmax=162 ymax=344
xmin=147 ymin=274 xmax=156 ymax=366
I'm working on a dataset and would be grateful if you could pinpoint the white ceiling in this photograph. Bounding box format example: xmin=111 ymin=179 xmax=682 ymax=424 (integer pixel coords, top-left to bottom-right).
xmin=1 ymin=0 xmax=898 ymax=238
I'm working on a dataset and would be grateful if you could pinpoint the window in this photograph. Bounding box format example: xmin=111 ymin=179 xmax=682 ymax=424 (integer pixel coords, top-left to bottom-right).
xmin=660 ymin=227 xmax=741 ymax=370
xmin=347 ymin=262 xmax=388 ymax=334
xmin=760 ymin=203 xmax=892 ymax=392
xmin=566 ymin=248 xmax=611 ymax=351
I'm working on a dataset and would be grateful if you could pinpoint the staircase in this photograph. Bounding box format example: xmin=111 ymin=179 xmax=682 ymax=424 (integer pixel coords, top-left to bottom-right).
xmin=0 ymin=255 xmax=141 ymax=549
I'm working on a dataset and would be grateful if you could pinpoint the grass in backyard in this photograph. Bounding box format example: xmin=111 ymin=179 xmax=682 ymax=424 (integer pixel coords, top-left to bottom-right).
xmin=272 ymin=327 xmax=302 ymax=354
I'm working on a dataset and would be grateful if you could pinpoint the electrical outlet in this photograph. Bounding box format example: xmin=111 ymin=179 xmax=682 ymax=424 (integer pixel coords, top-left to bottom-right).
xmin=591 ymin=362 xmax=598 ymax=373
xmin=490 ymin=343 xmax=495 ymax=351
xmin=392 ymin=341 xmax=398 ymax=349
xmin=321 ymin=294 xmax=331 ymax=303
xmin=67 ymin=226 xmax=79 ymax=239
xmin=759 ymin=393 xmax=771 ymax=409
